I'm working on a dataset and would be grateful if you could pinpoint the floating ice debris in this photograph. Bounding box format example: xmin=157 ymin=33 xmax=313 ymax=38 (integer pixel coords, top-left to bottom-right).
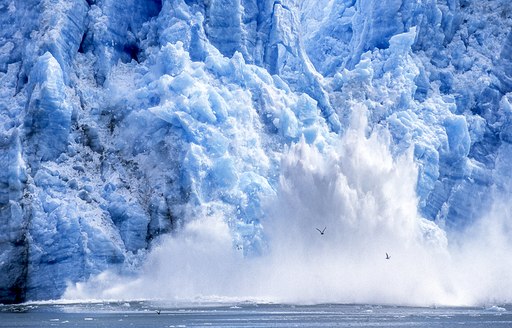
xmin=484 ymin=306 xmax=506 ymax=312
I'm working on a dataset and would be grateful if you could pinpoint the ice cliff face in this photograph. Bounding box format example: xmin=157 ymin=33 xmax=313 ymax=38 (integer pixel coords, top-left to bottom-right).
xmin=0 ymin=0 xmax=511 ymax=303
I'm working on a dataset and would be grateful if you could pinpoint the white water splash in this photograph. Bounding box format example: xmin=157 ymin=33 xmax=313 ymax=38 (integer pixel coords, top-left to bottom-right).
xmin=64 ymin=107 xmax=512 ymax=307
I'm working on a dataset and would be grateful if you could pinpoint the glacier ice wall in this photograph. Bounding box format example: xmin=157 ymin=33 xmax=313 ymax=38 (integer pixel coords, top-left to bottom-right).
xmin=1 ymin=0 xmax=512 ymax=303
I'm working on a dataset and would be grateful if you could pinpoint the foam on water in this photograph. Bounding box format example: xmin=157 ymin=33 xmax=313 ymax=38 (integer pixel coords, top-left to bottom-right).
xmin=2 ymin=302 xmax=512 ymax=328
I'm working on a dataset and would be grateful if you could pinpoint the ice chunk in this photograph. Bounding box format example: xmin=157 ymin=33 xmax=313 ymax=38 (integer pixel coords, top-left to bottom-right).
xmin=106 ymin=194 xmax=150 ymax=252
xmin=442 ymin=116 xmax=471 ymax=161
xmin=0 ymin=130 xmax=27 ymax=303
xmin=25 ymin=52 xmax=73 ymax=162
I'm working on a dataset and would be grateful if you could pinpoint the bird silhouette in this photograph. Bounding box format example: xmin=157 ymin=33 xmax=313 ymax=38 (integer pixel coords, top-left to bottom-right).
xmin=155 ymin=310 xmax=161 ymax=315
xmin=385 ymin=253 xmax=391 ymax=260
xmin=316 ymin=227 xmax=326 ymax=235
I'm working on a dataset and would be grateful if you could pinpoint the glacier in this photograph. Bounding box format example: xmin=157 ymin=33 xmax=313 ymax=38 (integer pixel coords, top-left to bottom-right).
xmin=1 ymin=0 xmax=512 ymax=304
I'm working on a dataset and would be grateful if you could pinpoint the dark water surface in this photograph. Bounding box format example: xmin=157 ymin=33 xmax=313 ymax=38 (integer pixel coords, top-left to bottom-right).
xmin=1 ymin=302 xmax=511 ymax=327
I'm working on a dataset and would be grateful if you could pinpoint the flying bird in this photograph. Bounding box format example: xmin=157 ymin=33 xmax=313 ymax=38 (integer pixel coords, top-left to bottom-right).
xmin=385 ymin=253 xmax=391 ymax=260
xmin=155 ymin=310 xmax=161 ymax=315
xmin=316 ymin=227 xmax=326 ymax=235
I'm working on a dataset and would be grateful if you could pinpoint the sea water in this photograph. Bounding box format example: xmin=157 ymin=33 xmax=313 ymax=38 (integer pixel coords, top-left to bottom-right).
xmin=1 ymin=302 xmax=511 ymax=327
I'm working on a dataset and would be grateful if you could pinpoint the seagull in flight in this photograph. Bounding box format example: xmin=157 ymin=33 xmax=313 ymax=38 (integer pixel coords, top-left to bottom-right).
xmin=385 ymin=252 xmax=391 ymax=260
xmin=155 ymin=310 xmax=161 ymax=315
xmin=316 ymin=227 xmax=326 ymax=235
